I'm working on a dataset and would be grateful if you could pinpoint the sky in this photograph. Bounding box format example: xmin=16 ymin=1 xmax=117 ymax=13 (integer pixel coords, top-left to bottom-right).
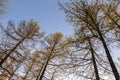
xmin=0 ymin=0 xmax=120 ymax=79
xmin=0 ymin=0 xmax=119 ymax=59
xmin=0 ymin=0 xmax=119 ymax=58
xmin=1 ymin=0 xmax=73 ymax=35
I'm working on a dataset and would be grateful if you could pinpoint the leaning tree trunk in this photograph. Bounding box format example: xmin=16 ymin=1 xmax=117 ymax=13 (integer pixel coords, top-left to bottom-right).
xmin=37 ymin=57 xmax=50 ymax=80
xmin=23 ymin=61 xmax=34 ymax=80
xmin=96 ymin=25 xmax=119 ymax=80
xmin=0 ymin=37 xmax=26 ymax=66
xmin=37 ymin=41 xmax=57 ymax=80
xmin=89 ymin=40 xmax=100 ymax=80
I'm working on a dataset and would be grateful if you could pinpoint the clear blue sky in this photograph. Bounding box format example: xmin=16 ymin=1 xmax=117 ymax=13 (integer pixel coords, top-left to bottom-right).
xmin=1 ymin=0 xmax=73 ymax=35
xmin=1 ymin=0 xmax=119 ymax=60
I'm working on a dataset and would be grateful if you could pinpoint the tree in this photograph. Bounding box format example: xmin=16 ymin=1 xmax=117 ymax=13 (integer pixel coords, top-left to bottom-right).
xmin=36 ymin=32 xmax=64 ymax=80
xmin=0 ymin=19 xmax=44 ymax=79
xmin=89 ymin=39 xmax=100 ymax=80
xmin=0 ymin=0 xmax=10 ymax=16
xmin=62 ymin=31 xmax=111 ymax=80
xmin=59 ymin=0 xmax=120 ymax=79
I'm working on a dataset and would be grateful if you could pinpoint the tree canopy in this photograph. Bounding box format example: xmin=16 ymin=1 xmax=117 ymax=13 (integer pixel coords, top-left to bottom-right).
xmin=0 ymin=0 xmax=120 ymax=80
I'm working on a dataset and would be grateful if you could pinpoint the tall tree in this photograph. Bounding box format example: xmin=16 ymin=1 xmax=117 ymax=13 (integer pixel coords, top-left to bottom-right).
xmin=59 ymin=0 xmax=120 ymax=79
xmin=89 ymin=39 xmax=100 ymax=80
xmin=36 ymin=32 xmax=64 ymax=80
xmin=0 ymin=20 xmax=44 ymax=79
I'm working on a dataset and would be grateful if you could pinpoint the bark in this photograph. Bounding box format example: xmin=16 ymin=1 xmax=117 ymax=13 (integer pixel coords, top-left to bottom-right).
xmin=37 ymin=39 xmax=58 ymax=80
xmin=89 ymin=40 xmax=100 ymax=80
xmin=37 ymin=57 xmax=50 ymax=80
xmin=96 ymin=25 xmax=119 ymax=80
xmin=0 ymin=37 xmax=26 ymax=66
xmin=36 ymin=63 xmax=44 ymax=80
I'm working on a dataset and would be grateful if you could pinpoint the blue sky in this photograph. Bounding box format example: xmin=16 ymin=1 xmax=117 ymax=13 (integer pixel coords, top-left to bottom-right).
xmin=1 ymin=0 xmax=73 ymax=35
xmin=1 ymin=0 xmax=120 ymax=60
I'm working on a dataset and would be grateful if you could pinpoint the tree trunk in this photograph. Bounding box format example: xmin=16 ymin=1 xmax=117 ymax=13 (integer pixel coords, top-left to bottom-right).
xmin=23 ymin=62 xmax=34 ymax=80
xmin=37 ymin=57 xmax=50 ymax=80
xmin=36 ymin=63 xmax=44 ymax=80
xmin=96 ymin=26 xmax=119 ymax=80
xmin=89 ymin=40 xmax=100 ymax=80
xmin=0 ymin=37 xmax=26 ymax=66
xmin=37 ymin=39 xmax=58 ymax=80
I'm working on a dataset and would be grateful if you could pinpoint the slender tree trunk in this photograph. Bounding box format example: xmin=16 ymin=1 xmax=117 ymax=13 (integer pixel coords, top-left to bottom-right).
xmin=37 ymin=39 xmax=58 ymax=80
xmin=23 ymin=62 xmax=34 ymax=80
xmin=89 ymin=40 xmax=100 ymax=80
xmin=37 ymin=47 xmax=55 ymax=80
xmin=50 ymin=68 xmax=57 ymax=80
xmin=37 ymin=57 xmax=50 ymax=80
xmin=96 ymin=26 xmax=119 ymax=80
xmin=36 ymin=63 xmax=45 ymax=80
xmin=0 ymin=37 xmax=26 ymax=66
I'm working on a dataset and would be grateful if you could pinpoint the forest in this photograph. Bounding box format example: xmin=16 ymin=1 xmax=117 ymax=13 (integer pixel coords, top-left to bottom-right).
xmin=0 ymin=0 xmax=120 ymax=80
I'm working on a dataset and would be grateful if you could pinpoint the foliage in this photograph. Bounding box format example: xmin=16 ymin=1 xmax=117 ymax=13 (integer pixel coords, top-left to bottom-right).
xmin=0 ymin=0 xmax=120 ymax=80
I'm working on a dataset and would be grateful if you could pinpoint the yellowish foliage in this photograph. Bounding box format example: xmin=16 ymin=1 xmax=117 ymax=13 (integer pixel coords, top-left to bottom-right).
xmin=35 ymin=24 xmax=40 ymax=31
xmin=54 ymin=32 xmax=63 ymax=40
xmin=0 ymin=77 xmax=6 ymax=80
xmin=67 ymin=37 xmax=73 ymax=43
xmin=105 ymin=16 xmax=111 ymax=21
xmin=29 ymin=19 xmax=40 ymax=31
